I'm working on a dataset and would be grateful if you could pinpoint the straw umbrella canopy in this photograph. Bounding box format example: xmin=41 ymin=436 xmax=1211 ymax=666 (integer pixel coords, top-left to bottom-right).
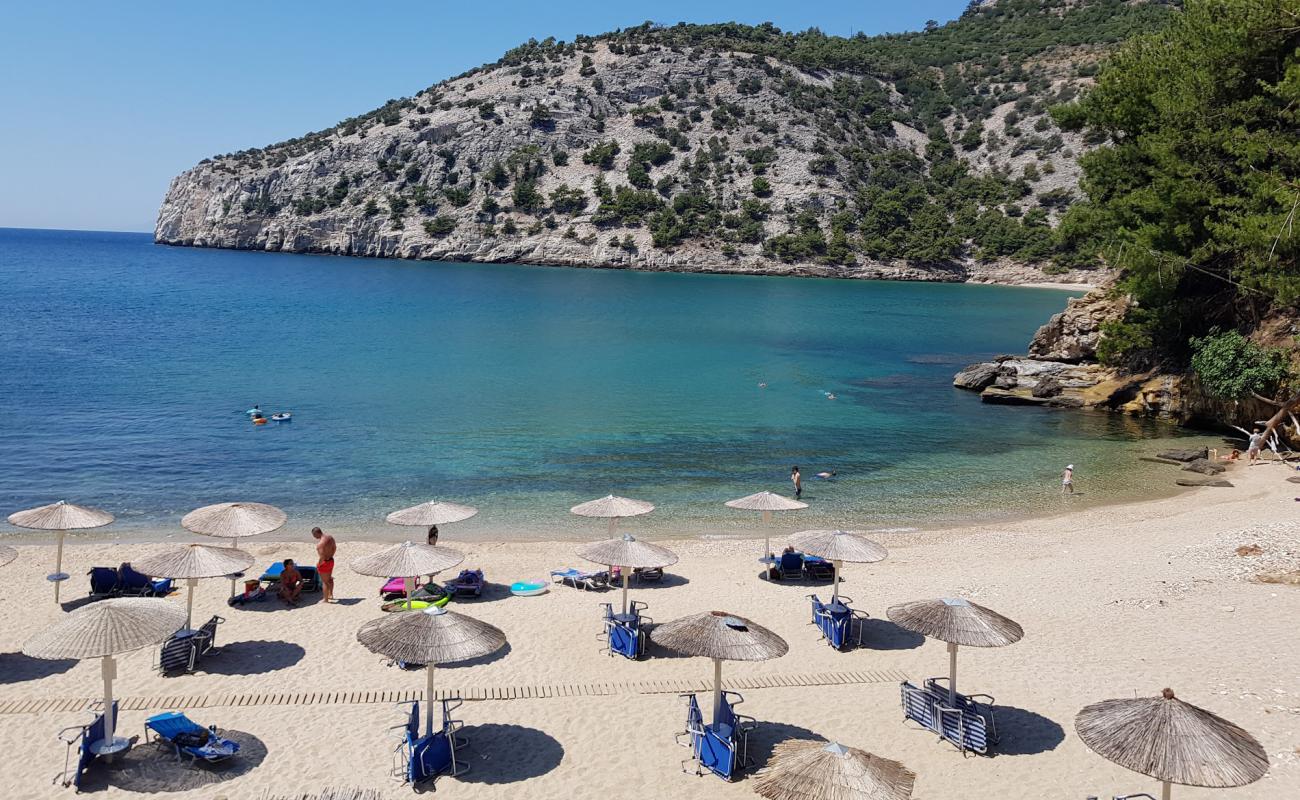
xmin=790 ymin=530 xmax=887 ymax=603
xmin=753 ymin=739 xmax=916 ymax=800
xmin=181 ymin=502 xmax=286 ymax=542
xmin=570 ymin=494 xmax=654 ymax=537
xmin=350 ymin=541 xmax=465 ymax=610
xmin=886 ymin=597 xmax=1023 ymax=705
xmin=1076 ymin=688 xmax=1269 ymax=800
xmin=576 ymin=533 xmax=678 ymax=614
xmin=24 ymin=598 xmax=186 ymax=755
xmin=651 ymin=610 xmax=788 ymax=722
xmin=725 ymin=491 xmax=807 ymax=559
xmin=182 ymin=502 xmax=285 ymax=596
xmin=0 ymin=545 xmax=16 ymax=568
xmin=133 ymin=544 xmax=255 ymax=630
xmin=9 ymin=501 xmax=115 ymax=605
xmin=386 ymin=500 xmax=478 ymax=533
xmin=358 ymin=605 xmax=505 ymax=736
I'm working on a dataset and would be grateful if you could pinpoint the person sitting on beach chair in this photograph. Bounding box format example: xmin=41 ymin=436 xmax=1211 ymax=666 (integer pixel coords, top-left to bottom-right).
xmin=278 ymin=559 xmax=303 ymax=606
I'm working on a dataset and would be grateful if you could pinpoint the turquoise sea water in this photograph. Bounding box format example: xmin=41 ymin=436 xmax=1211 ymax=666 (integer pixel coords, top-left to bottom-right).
xmin=0 ymin=228 xmax=1206 ymax=540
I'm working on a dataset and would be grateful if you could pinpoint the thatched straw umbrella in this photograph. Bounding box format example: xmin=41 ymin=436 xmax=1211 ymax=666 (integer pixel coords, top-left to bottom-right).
xmin=753 ymin=739 xmax=916 ymax=800
xmin=651 ymin=610 xmax=788 ymax=722
xmin=349 ymin=541 xmax=464 ymax=610
xmin=0 ymin=545 xmax=16 ymax=568
xmin=1076 ymin=688 xmax=1269 ymax=800
xmin=133 ymin=544 xmax=255 ymax=629
xmin=24 ymin=598 xmax=186 ymax=755
xmin=385 ymin=500 xmax=478 ymax=539
xmin=886 ymin=597 xmax=1022 ymax=705
xmin=789 ymin=530 xmax=887 ymax=603
xmin=181 ymin=502 xmax=286 ymax=596
xmin=576 ymin=533 xmax=678 ymax=614
xmin=724 ymin=491 xmax=807 ymax=559
xmin=570 ymin=494 xmax=654 ymax=537
xmin=358 ymin=605 xmax=505 ymax=736
xmin=8 ymin=501 xmax=114 ymax=604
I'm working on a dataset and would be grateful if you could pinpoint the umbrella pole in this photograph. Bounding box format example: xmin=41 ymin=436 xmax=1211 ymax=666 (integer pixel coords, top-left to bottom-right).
xmin=622 ymin=569 xmax=629 ymax=615
xmin=607 ymin=516 xmax=617 ymax=537
xmin=832 ymin=559 xmax=841 ymax=603
xmin=53 ymin=529 xmax=66 ymax=604
xmin=425 ymin=663 xmax=436 ymax=737
xmin=405 ymin=576 xmax=415 ymax=611
xmin=228 ymin=541 xmax=240 ymax=597
xmin=185 ymin=577 xmax=198 ymax=630
xmin=761 ymin=510 xmax=771 ymax=557
xmin=1161 ymin=780 xmax=1171 ymax=800
xmin=712 ymin=657 xmax=723 ymax=724
xmin=101 ymin=654 xmax=116 ymax=743
xmin=948 ymin=642 xmax=959 ymax=705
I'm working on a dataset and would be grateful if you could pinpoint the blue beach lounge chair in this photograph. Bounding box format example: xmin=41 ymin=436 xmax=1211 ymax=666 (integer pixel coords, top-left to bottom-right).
xmin=549 ymin=568 xmax=608 ymax=590
xmin=390 ymin=698 xmax=469 ymax=788
xmin=87 ymin=567 xmax=119 ymax=598
xmin=157 ymin=615 xmax=223 ymax=674
xmin=599 ymin=602 xmax=650 ymax=659
xmin=676 ymin=691 xmax=756 ymax=780
xmin=773 ymin=552 xmax=804 ymax=581
xmin=117 ymin=563 xmax=173 ymax=597
xmin=808 ymin=594 xmax=867 ymax=650
xmin=899 ymin=677 xmax=998 ymax=755
xmin=443 ymin=569 xmax=485 ymax=598
xmin=144 ymin=711 xmax=240 ymax=763
xmin=802 ymin=556 xmax=835 ymax=582
xmin=55 ymin=701 xmax=118 ymax=790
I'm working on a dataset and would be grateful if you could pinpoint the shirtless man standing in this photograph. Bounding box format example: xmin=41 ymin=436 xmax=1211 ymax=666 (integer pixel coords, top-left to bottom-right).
xmin=312 ymin=527 xmax=337 ymax=602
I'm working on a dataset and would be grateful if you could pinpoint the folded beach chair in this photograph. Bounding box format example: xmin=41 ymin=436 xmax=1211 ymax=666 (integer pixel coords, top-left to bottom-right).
xmin=390 ymin=698 xmax=468 ymax=787
xmin=118 ymin=563 xmax=173 ymax=597
xmin=55 ymin=702 xmax=117 ymax=790
xmin=802 ymin=556 xmax=835 ymax=582
xmin=633 ymin=566 xmax=664 ymax=582
xmin=87 ymin=566 xmax=119 ymax=598
xmin=773 ymin=552 xmax=805 ymax=581
xmin=549 ymin=568 xmax=609 ymax=590
xmin=599 ymin=602 xmax=649 ymax=659
xmin=807 ymin=595 xmax=866 ymax=651
xmin=899 ymin=677 xmax=998 ymax=755
xmin=157 ymin=615 xmax=223 ymax=674
xmin=676 ymin=691 xmax=756 ymax=780
xmin=144 ymin=711 xmax=240 ymax=763
xmin=443 ymin=569 xmax=484 ymax=598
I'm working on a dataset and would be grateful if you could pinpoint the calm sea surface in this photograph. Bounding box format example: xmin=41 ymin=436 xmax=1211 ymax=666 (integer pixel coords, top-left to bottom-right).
xmin=0 ymin=228 xmax=1208 ymax=541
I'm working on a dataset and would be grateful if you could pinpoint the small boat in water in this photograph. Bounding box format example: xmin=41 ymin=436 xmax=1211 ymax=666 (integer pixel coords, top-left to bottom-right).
xmin=271 ymin=412 xmax=292 ymax=422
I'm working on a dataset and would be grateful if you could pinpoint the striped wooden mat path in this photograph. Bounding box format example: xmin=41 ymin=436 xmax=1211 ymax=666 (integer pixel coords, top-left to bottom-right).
xmin=0 ymin=668 xmax=907 ymax=716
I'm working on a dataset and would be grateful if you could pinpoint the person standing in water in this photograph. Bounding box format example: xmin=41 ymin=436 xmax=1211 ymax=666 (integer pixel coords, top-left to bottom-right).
xmin=1061 ymin=464 xmax=1075 ymax=495
xmin=791 ymin=466 xmax=803 ymax=499
xmin=312 ymin=527 xmax=336 ymax=602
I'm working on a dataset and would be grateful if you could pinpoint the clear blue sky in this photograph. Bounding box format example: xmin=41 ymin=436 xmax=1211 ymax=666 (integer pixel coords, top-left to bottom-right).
xmin=0 ymin=1 xmax=969 ymax=232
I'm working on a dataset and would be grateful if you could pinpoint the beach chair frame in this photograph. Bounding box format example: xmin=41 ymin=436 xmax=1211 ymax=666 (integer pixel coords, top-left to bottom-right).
xmin=550 ymin=568 xmax=609 ymax=590
xmin=54 ymin=701 xmax=118 ymax=790
xmin=676 ymin=691 xmax=757 ymax=781
xmin=807 ymin=594 xmax=868 ymax=650
xmin=899 ymin=677 xmax=998 ymax=755
xmin=390 ymin=697 xmax=469 ymax=788
xmin=143 ymin=711 xmax=240 ymax=764
xmin=155 ymin=615 xmax=224 ymax=674
xmin=86 ymin=566 xmax=119 ymax=598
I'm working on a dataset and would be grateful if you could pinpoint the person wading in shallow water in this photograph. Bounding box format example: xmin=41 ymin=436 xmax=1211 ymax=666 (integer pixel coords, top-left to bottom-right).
xmin=312 ymin=527 xmax=336 ymax=602
xmin=791 ymin=466 xmax=803 ymax=500
xmin=1061 ymin=464 xmax=1075 ymax=495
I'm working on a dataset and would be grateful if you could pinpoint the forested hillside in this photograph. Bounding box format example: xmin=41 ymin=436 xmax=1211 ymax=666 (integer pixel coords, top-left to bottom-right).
xmin=157 ymin=0 xmax=1173 ymax=283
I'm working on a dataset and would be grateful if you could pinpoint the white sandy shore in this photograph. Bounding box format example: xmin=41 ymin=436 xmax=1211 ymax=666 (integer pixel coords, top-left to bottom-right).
xmin=1 ymin=462 xmax=1297 ymax=799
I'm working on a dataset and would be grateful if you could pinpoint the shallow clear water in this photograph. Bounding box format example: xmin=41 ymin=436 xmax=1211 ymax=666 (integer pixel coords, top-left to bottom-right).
xmin=0 ymin=228 xmax=1206 ymax=540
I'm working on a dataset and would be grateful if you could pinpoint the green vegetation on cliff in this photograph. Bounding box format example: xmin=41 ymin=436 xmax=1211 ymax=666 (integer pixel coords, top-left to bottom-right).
xmin=1057 ymin=0 xmax=1300 ymax=371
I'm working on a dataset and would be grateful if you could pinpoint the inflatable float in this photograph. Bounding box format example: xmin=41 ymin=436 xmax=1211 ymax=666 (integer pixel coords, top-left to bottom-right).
xmin=510 ymin=580 xmax=547 ymax=597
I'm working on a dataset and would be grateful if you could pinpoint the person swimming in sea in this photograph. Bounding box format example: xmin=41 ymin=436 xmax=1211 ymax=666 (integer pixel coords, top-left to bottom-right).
xmin=816 ymin=470 xmax=837 ymax=480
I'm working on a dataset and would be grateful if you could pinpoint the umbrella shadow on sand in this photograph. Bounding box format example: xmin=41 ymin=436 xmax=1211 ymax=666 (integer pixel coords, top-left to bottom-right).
xmin=450 ymin=723 xmax=563 ymax=786
xmin=857 ymin=618 xmax=926 ymax=651
xmin=230 ymin=592 xmax=325 ymax=612
xmin=0 ymin=651 xmax=76 ymax=684
xmin=986 ymin=704 xmax=1066 ymax=756
xmin=623 ymin=572 xmax=689 ymax=590
xmin=78 ymin=729 xmax=267 ymax=793
xmin=436 ymin=641 xmax=512 ymax=670
xmin=744 ymin=720 xmax=825 ymax=770
xmin=195 ymin=640 xmax=306 ymax=676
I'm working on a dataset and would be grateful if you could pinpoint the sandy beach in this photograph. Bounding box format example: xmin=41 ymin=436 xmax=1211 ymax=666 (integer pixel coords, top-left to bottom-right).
xmin=1 ymin=462 xmax=1297 ymax=799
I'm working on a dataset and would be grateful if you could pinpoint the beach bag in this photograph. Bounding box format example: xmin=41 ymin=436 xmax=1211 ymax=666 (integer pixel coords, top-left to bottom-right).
xmin=174 ymin=729 xmax=210 ymax=747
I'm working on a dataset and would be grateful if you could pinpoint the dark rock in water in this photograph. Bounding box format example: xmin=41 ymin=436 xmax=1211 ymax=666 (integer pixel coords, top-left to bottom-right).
xmin=1046 ymin=395 xmax=1085 ymax=408
xmin=953 ymin=362 xmax=1000 ymax=391
xmin=980 ymin=388 xmax=1050 ymax=406
xmin=1157 ymin=448 xmax=1209 ymax=462
xmin=1176 ymin=477 xmax=1234 ymax=487
xmin=1032 ymin=376 xmax=1063 ymax=398
xmin=1182 ymin=458 xmax=1225 ymax=475
xmin=1139 ymin=457 xmax=1183 ymax=466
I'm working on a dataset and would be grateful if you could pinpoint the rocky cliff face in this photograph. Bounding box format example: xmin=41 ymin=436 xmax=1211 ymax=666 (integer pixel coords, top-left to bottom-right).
xmin=155 ymin=9 xmax=1148 ymax=285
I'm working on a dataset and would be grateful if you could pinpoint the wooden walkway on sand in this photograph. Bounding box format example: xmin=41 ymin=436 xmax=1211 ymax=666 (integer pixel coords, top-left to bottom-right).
xmin=0 ymin=668 xmax=908 ymax=716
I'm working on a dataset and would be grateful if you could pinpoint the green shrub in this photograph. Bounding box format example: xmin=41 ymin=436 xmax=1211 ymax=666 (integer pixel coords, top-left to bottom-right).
xmin=1190 ymin=330 xmax=1293 ymax=401
xmin=423 ymin=216 xmax=457 ymax=237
